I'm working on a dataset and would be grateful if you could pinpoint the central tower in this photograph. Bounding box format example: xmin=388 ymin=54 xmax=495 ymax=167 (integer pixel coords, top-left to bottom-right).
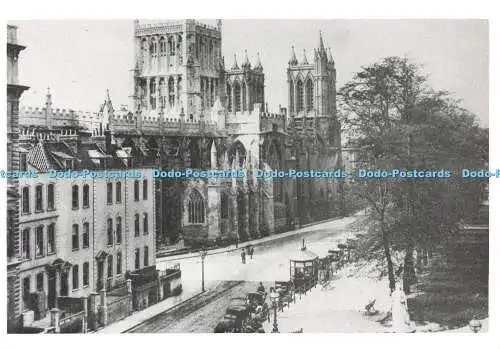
xmin=130 ymin=19 xmax=225 ymax=121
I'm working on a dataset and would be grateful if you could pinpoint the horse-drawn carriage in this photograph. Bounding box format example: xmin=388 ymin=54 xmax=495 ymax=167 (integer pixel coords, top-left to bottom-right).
xmin=214 ymin=291 xmax=270 ymax=333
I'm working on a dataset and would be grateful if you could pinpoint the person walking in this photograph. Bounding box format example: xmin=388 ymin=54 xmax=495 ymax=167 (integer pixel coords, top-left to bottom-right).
xmin=241 ymin=248 xmax=246 ymax=264
xmin=249 ymin=246 xmax=254 ymax=260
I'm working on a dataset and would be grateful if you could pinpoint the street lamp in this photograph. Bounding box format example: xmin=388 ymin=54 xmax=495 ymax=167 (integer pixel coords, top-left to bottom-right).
xmin=200 ymin=249 xmax=208 ymax=292
xmin=269 ymin=289 xmax=280 ymax=333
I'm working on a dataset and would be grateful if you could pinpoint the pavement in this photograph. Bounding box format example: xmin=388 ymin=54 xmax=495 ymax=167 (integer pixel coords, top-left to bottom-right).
xmin=94 ymin=289 xmax=202 ymax=333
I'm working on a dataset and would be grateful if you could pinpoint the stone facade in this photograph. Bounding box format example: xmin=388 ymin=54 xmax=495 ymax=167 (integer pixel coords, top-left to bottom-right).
xmin=7 ymin=24 xmax=30 ymax=333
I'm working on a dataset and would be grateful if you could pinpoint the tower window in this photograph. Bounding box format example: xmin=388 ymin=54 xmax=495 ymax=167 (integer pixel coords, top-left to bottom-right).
xmin=168 ymin=77 xmax=175 ymax=107
xmin=72 ymin=265 xmax=79 ymax=290
xmin=159 ymin=37 xmax=166 ymax=55
xmin=116 ymin=252 xmax=122 ymax=275
xmin=143 ymin=213 xmax=149 ymax=235
xmin=116 ymin=182 xmax=122 ymax=203
xmin=143 ymin=180 xmax=148 ymax=200
xmin=83 ymin=222 xmax=89 ymax=248
xmin=22 ymin=186 xmax=30 ymax=214
xmin=226 ymin=84 xmax=232 ymax=112
xmin=135 ymin=214 xmax=140 ymax=237
xmin=107 ymin=218 xmax=113 ymax=246
xmin=35 ymin=226 xmax=44 ymax=258
xmin=47 ymin=223 xmax=55 ymax=254
xmin=72 ymin=224 xmax=79 ymax=250
xmin=134 ymin=180 xmax=140 ymax=201
xmin=72 ymin=185 xmax=79 ymax=210
xmin=234 ymin=83 xmax=241 ymax=112
xmin=35 ymin=185 xmax=43 ymax=212
xmin=83 ymin=262 xmax=89 ymax=287
xmin=306 ymin=79 xmax=314 ymax=112
xmin=116 ymin=217 xmax=122 ymax=244
xmin=290 ymin=82 xmax=295 ymax=113
xmin=83 ymin=184 xmax=89 ymax=208
xmin=47 ymin=183 xmax=55 ymax=211
xmin=188 ymin=190 xmax=205 ymax=224
xmin=135 ymin=248 xmax=140 ymax=270
xmin=22 ymin=228 xmax=30 ymax=260
xmin=107 ymin=182 xmax=113 ymax=204
xmin=297 ymin=80 xmax=304 ymax=112
xmin=144 ymin=246 xmax=149 ymax=267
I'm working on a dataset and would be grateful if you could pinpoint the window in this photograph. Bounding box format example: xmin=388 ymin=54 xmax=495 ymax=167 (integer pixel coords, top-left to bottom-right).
xmin=65 ymin=159 xmax=74 ymax=169
xmin=159 ymin=37 xmax=166 ymax=55
xmin=23 ymin=277 xmax=30 ymax=309
xmin=168 ymin=77 xmax=175 ymax=107
xmin=297 ymin=80 xmax=304 ymax=112
xmin=143 ymin=180 xmax=148 ymax=200
xmin=35 ymin=226 xmax=44 ymax=258
xmin=143 ymin=213 xmax=149 ymax=235
xmin=168 ymin=36 xmax=175 ymax=55
xmin=107 ymin=218 xmax=113 ymax=246
xmin=22 ymin=186 xmax=30 ymax=214
xmin=144 ymin=246 xmax=149 ymax=267
xmin=234 ymin=82 xmax=241 ymax=112
xmin=107 ymin=255 xmax=113 ymax=278
xmin=36 ymin=272 xmax=44 ymax=292
xmin=47 ymin=223 xmax=55 ymax=254
xmin=83 ymin=184 xmax=89 ymax=208
xmin=83 ymin=222 xmax=90 ymax=248
xmin=72 ymin=265 xmax=79 ymax=290
xmin=35 ymin=185 xmax=43 ymax=211
xmin=72 ymin=185 xmax=79 ymax=210
xmin=289 ymin=83 xmax=295 ymax=113
xmin=135 ymin=214 xmax=140 ymax=237
xmin=306 ymin=79 xmax=314 ymax=112
xmin=22 ymin=228 xmax=30 ymax=259
xmin=20 ymin=153 xmax=27 ymax=171
xmin=188 ymin=190 xmax=205 ymax=224
xmin=116 ymin=252 xmax=122 ymax=275
xmin=135 ymin=248 xmax=140 ymax=270
xmin=107 ymin=183 xmax=113 ymax=204
xmin=221 ymin=192 xmax=229 ymax=219
xmin=47 ymin=184 xmax=55 ymax=211
xmin=83 ymin=262 xmax=89 ymax=287
xmin=116 ymin=182 xmax=122 ymax=203
xmin=134 ymin=180 xmax=139 ymax=201
xmin=116 ymin=217 xmax=122 ymax=244
xmin=227 ymin=84 xmax=232 ymax=112
xmin=72 ymin=224 xmax=79 ymax=250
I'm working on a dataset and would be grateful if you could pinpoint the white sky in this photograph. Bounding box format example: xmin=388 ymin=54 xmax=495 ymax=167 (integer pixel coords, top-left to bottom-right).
xmin=10 ymin=19 xmax=489 ymax=126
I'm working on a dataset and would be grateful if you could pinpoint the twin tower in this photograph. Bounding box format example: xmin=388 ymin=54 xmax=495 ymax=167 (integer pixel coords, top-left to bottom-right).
xmin=129 ymin=19 xmax=337 ymax=127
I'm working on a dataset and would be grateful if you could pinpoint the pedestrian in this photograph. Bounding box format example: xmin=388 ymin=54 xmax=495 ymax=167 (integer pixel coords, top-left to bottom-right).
xmin=257 ymin=282 xmax=265 ymax=294
xmin=250 ymin=246 xmax=254 ymax=260
xmin=241 ymin=248 xmax=246 ymax=264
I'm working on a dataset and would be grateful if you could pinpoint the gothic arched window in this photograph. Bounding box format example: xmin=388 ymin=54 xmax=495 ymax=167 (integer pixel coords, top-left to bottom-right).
xmin=220 ymin=191 xmax=229 ymax=219
xmin=226 ymin=84 xmax=232 ymax=112
xmin=177 ymin=77 xmax=182 ymax=103
xmin=297 ymin=80 xmax=304 ymax=112
xmin=241 ymin=83 xmax=247 ymax=111
xmin=188 ymin=190 xmax=205 ymax=224
xmin=168 ymin=36 xmax=175 ymax=56
xmin=234 ymin=82 xmax=241 ymax=112
xmin=159 ymin=78 xmax=166 ymax=108
xmin=159 ymin=37 xmax=166 ymax=55
xmin=150 ymin=37 xmax=157 ymax=55
xmin=150 ymin=79 xmax=157 ymax=110
xmin=168 ymin=77 xmax=175 ymax=107
xmin=289 ymin=82 xmax=295 ymax=114
xmin=306 ymin=79 xmax=314 ymax=112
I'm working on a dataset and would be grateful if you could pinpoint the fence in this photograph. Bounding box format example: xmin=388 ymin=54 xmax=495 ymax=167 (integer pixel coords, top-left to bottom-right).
xmin=59 ymin=311 xmax=85 ymax=333
xmin=106 ymin=294 xmax=132 ymax=325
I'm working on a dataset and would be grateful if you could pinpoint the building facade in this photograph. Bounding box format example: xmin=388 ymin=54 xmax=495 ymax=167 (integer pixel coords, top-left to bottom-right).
xmin=7 ymin=25 xmax=30 ymax=333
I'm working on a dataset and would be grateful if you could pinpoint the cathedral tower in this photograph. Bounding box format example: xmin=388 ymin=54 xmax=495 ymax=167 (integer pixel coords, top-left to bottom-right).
xmin=130 ymin=19 xmax=225 ymax=121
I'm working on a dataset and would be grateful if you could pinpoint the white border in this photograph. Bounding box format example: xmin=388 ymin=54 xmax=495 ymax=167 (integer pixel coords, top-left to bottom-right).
xmin=1 ymin=1 xmax=497 ymax=348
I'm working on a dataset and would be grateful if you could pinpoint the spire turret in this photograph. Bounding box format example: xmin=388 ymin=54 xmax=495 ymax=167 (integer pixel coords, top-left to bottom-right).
xmin=318 ymin=30 xmax=325 ymax=53
xmin=288 ymin=46 xmax=298 ymax=66
xmin=45 ymin=87 xmax=52 ymax=109
xmin=254 ymin=52 xmax=263 ymax=71
xmin=231 ymin=54 xmax=239 ymax=70
xmin=328 ymin=47 xmax=334 ymax=63
xmin=242 ymin=49 xmax=251 ymax=69
xmin=301 ymin=49 xmax=308 ymax=65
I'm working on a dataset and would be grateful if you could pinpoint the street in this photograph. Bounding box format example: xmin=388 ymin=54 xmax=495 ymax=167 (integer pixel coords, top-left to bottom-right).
xmin=131 ymin=214 xmax=362 ymax=333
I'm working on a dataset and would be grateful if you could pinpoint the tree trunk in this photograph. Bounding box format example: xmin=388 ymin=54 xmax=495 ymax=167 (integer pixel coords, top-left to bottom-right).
xmin=381 ymin=210 xmax=396 ymax=293
xmin=403 ymin=241 xmax=416 ymax=294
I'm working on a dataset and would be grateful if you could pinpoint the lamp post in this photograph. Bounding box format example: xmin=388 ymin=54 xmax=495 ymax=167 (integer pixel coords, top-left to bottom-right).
xmin=200 ymin=249 xmax=207 ymax=292
xmin=270 ymin=290 xmax=279 ymax=333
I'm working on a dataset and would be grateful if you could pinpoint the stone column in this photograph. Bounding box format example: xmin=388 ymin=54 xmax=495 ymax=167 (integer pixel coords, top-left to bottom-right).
xmin=155 ymin=77 xmax=160 ymax=111
xmin=230 ymin=187 xmax=238 ymax=240
xmin=146 ymin=77 xmax=151 ymax=110
xmin=82 ymin=297 xmax=88 ymax=333
xmin=240 ymin=186 xmax=250 ymax=241
xmin=100 ymin=289 xmax=108 ymax=326
xmin=249 ymin=187 xmax=260 ymax=239
xmin=49 ymin=308 xmax=60 ymax=333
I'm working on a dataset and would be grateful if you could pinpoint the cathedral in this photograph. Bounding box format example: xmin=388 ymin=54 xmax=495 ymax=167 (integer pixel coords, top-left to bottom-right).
xmin=18 ymin=19 xmax=344 ymax=250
